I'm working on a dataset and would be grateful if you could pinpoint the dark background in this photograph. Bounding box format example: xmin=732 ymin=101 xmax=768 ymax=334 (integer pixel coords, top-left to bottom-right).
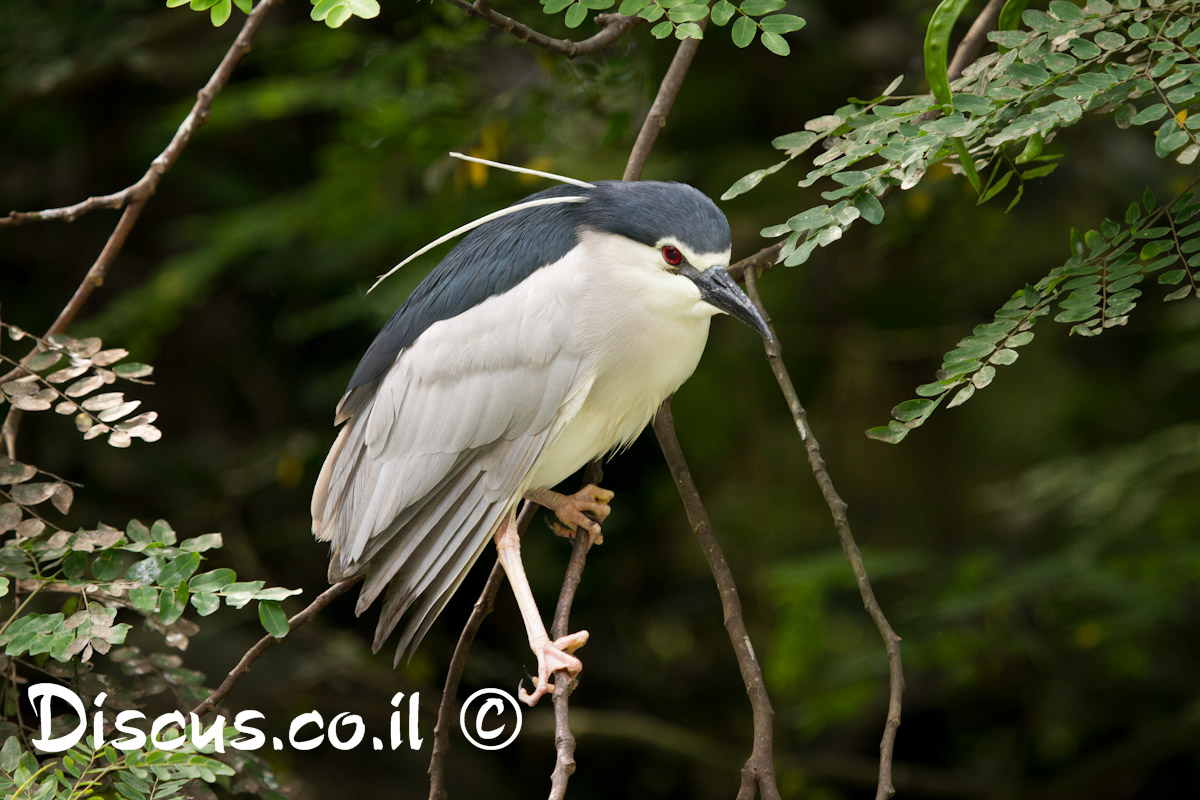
xmin=3 ymin=1 xmax=1199 ymax=797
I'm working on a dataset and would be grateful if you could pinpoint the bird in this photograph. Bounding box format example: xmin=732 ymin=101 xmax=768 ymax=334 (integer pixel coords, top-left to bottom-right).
xmin=311 ymin=179 xmax=770 ymax=705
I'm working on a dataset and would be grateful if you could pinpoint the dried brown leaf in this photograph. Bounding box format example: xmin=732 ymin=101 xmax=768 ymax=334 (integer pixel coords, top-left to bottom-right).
xmin=117 ymin=412 xmax=158 ymax=429
xmin=11 ymin=482 xmax=58 ymax=505
xmin=90 ymin=348 xmax=129 ymax=367
xmin=97 ymin=368 xmax=116 ymax=385
xmin=64 ymin=610 xmax=89 ymax=629
xmin=68 ymin=337 xmax=103 ymax=358
xmin=75 ymin=413 xmax=93 ymax=433
xmin=0 ymin=503 xmax=21 ymax=533
xmin=15 ymin=519 xmax=46 ymax=540
xmin=0 ymin=460 xmax=37 ymax=484
xmin=126 ymin=425 xmax=163 ymax=443
xmin=81 ymin=392 xmax=125 ymax=412
xmin=54 ymin=401 xmax=78 ymax=415
xmin=46 ymin=531 xmax=72 ymax=549
xmin=11 ymin=394 xmax=52 ymax=411
xmin=107 ymin=430 xmax=133 ymax=448
xmin=98 ymin=400 xmax=141 ymax=423
xmin=65 ymin=375 xmax=105 ymax=398
xmin=2 ymin=379 xmax=39 ymax=397
xmin=83 ymin=423 xmax=110 ymax=440
xmin=7 ymin=326 xmax=27 ymax=341
xmin=47 ymin=365 xmax=89 ymax=384
xmin=51 ymin=483 xmax=74 ymax=515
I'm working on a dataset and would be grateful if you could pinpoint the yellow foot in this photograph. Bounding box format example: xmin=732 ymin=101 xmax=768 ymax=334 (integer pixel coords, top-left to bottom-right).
xmin=528 ymin=485 xmax=614 ymax=545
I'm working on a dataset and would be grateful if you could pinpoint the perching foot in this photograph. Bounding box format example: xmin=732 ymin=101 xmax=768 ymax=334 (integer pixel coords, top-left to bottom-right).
xmin=518 ymin=630 xmax=589 ymax=706
xmin=527 ymin=484 xmax=614 ymax=545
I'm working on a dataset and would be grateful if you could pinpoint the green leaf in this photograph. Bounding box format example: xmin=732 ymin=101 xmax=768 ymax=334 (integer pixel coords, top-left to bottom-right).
xmin=233 ymin=0 xmax=252 ymax=12
xmin=156 ymin=552 xmax=201 ymax=589
xmin=954 ymin=139 xmax=981 ymax=193
xmin=150 ymin=519 xmax=176 ymax=545
xmin=865 ymin=421 xmax=910 ymax=444
xmin=892 ymin=398 xmax=934 ymax=423
xmin=759 ymin=14 xmax=805 ymax=35
xmin=854 ymin=192 xmax=885 ymax=225
xmin=190 ymin=592 xmax=220 ymax=616
xmin=258 ymin=600 xmax=289 ymax=638
xmin=210 ymin=0 xmax=231 ymax=26
xmin=650 ymin=20 xmax=673 ymax=38
xmin=998 ymin=0 xmax=1033 ymax=31
xmin=92 ymin=550 xmax=124 ymax=581
xmin=739 ymin=0 xmax=785 ymax=15
xmin=189 ymin=568 xmax=237 ymax=593
xmin=925 ymin=0 xmax=971 ymax=107
xmin=668 ymin=3 xmax=707 ymax=22
xmin=674 ymin=22 xmax=704 ymax=40
xmin=710 ymin=0 xmax=735 ymax=25
xmin=760 ymin=31 xmax=790 ymax=56
xmin=129 ymin=586 xmax=158 ymax=612
xmin=564 ymin=2 xmax=588 ymax=27
xmin=159 ymin=585 xmax=189 ymax=625
xmin=731 ymin=15 xmax=756 ymax=47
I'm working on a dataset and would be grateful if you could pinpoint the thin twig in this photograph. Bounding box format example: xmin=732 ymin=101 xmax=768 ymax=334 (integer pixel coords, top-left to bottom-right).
xmin=652 ymin=401 xmax=782 ymax=800
xmin=742 ymin=266 xmax=904 ymax=800
xmin=428 ymin=501 xmax=536 ymax=800
xmin=546 ymin=459 xmax=603 ymax=800
xmin=188 ymin=578 xmax=357 ymax=717
xmin=728 ymin=241 xmax=785 ymax=283
xmin=622 ymin=27 xmax=705 ymax=182
xmin=1 ymin=0 xmax=278 ymax=228
xmin=947 ymin=0 xmax=1006 ymax=81
xmin=442 ymin=1 xmax=641 ymax=58
xmin=0 ymin=0 xmax=280 ymax=385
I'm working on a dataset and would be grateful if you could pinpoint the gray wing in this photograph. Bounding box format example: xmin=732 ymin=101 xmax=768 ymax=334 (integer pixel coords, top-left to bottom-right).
xmin=312 ymin=271 xmax=591 ymax=664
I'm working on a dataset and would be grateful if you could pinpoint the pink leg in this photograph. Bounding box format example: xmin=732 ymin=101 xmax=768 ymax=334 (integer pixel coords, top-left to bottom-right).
xmin=526 ymin=484 xmax=614 ymax=544
xmin=494 ymin=510 xmax=588 ymax=706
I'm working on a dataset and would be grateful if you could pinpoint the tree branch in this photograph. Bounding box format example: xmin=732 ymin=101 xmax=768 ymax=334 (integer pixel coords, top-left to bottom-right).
xmin=188 ymin=577 xmax=357 ymax=717
xmin=652 ymin=401 xmax=782 ymax=800
xmin=742 ymin=266 xmax=904 ymax=800
xmin=623 ymin=30 xmax=704 ymax=182
xmin=0 ymin=0 xmax=280 ymax=386
xmin=428 ymin=501 xmax=536 ymax=800
xmin=441 ymin=1 xmax=641 ymax=59
xmin=947 ymin=0 xmax=1006 ymax=81
xmin=546 ymin=459 xmax=603 ymax=800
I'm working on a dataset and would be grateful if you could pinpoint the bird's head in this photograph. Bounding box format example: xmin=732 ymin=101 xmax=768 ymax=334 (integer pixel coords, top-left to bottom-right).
xmin=574 ymin=181 xmax=772 ymax=341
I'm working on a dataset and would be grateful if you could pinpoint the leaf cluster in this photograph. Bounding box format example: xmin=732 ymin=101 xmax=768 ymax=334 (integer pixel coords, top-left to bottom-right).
xmin=543 ymin=0 xmax=804 ymax=54
xmin=165 ymin=0 xmax=381 ymax=29
xmin=1 ymin=324 xmax=159 ymax=449
xmin=723 ymin=0 xmax=1200 ymax=440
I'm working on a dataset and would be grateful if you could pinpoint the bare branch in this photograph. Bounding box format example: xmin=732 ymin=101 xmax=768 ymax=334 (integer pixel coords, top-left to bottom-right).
xmin=428 ymin=501 xmax=536 ymax=800
xmin=441 ymin=1 xmax=641 ymax=59
xmin=623 ymin=29 xmax=705 ymax=182
xmin=188 ymin=578 xmax=357 ymax=717
xmin=728 ymin=241 xmax=785 ymax=283
xmin=546 ymin=459 xmax=603 ymax=800
xmin=2 ymin=0 xmax=279 ymax=228
xmin=948 ymin=0 xmax=1006 ymax=81
xmin=652 ymin=401 xmax=782 ymax=800
xmin=0 ymin=0 xmax=281 ymax=387
xmin=742 ymin=267 xmax=904 ymax=800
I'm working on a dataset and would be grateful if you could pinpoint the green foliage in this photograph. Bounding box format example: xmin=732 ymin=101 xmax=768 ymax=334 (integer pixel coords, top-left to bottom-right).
xmin=165 ymin=0 xmax=381 ymax=29
xmin=724 ymin=0 xmax=1200 ymax=440
xmin=1 ymin=326 xmax=297 ymax=797
xmin=0 ymin=735 xmax=237 ymax=800
xmin=552 ymin=0 xmax=805 ymax=53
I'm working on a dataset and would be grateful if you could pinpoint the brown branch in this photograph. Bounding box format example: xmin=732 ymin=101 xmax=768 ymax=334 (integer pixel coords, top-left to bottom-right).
xmin=188 ymin=578 xmax=357 ymax=717
xmin=2 ymin=0 xmax=278 ymax=229
xmin=428 ymin=501 xmax=536 ymax=800
xmin=622 ymin=27 xmax=705 ymax=182
xmin=742 ymin=267 xmax=904 ymax=800
xmin=546 ymin=458 xmax=603 ymax=800
xmin=652 ymin=400 xmax=782 ymax=800
xmin=0 ymin=0 xmax=280 ymax=386
xmin=947 ymin=0 xmax=1006 ymax=81
xmin=442 ymin=1 xmax=641 ymax=59
xmin=728 ymin=241 xmax=785 ymax=283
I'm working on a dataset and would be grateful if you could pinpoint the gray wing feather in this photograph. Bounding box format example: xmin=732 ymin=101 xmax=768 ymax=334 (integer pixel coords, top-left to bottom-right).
xmin=312 ymin=270 xmax=588 ymax=658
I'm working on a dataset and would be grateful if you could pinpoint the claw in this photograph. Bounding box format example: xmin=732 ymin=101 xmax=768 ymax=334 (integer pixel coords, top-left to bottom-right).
xmin=518 ymin=630 xmax=589 ymax=706
xmin=527 ymin=484 xmax=614 ymax=545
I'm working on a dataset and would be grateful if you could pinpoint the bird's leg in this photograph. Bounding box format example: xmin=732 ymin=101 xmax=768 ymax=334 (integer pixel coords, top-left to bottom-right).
xmin=525 ymin=484 xmax=614 ymax=545
xmin=494 ymin=511 xmax=589 ymax=706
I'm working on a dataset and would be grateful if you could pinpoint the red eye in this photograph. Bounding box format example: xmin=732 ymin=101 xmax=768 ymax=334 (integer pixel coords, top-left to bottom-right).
xmin=662 ymin=246 xmax=683 ymax=266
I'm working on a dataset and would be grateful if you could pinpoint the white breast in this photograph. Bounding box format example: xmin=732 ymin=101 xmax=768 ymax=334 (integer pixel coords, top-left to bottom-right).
xmin=523 ymin=231 xmax=718 ymax=490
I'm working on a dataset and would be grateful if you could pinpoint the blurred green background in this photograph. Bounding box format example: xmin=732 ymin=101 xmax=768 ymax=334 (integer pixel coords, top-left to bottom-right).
xmin=3 ymin=0 xmax=1199 ymax=797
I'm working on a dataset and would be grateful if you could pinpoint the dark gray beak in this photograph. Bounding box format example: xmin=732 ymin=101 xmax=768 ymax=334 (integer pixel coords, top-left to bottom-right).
xmin=689 ymin=266 xmax=772 ymax=341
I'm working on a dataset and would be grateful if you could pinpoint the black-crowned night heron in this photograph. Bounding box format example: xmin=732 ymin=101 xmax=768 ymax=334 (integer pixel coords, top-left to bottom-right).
xmin=312 ymin=179 xmax=769 ymax=704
